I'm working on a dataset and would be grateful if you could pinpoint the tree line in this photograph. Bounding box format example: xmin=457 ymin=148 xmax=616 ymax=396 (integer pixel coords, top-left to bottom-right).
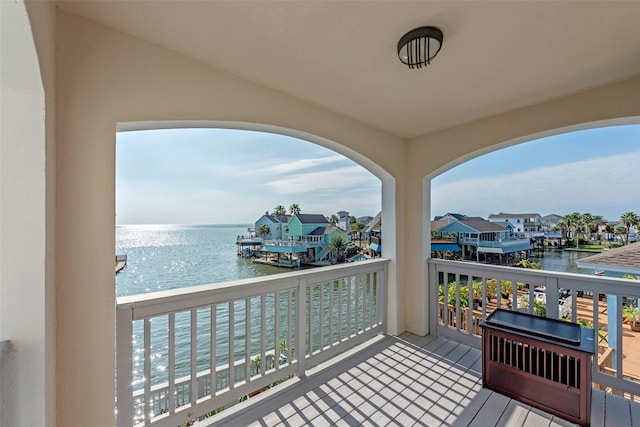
xmin=555 ymin=211 xmax=640 ymax=246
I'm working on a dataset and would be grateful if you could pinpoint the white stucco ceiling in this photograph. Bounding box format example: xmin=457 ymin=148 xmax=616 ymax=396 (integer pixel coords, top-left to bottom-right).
xmin=57 ymin=1 xmax=640 ymax=139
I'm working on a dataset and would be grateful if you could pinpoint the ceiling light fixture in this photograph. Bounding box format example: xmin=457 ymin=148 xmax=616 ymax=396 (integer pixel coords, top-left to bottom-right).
xmin=397 ymin=26 xmax=443 ymax=69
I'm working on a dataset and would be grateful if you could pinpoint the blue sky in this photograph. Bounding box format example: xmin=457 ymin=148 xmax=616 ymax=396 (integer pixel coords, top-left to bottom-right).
xmin=431 ymin=124 xmax=640 ymax=221
xmin=116 ymin=125 xmax=640 ymax=225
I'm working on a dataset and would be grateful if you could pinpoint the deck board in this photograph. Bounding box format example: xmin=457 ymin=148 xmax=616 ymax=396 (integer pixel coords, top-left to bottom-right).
xmin=202 ymin=334 xmax=640 ymax=427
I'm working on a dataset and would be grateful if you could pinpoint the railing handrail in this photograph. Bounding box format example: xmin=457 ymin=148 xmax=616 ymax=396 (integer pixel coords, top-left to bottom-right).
xmin=117 ymin=259 xmax=388 ymax=319
xmin=429 ymin=258 xmax=640 ymax=297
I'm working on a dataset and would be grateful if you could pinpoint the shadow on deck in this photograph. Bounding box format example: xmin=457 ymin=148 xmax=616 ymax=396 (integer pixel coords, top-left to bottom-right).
xmin=202 ymin=334 xmax=640 ymax=426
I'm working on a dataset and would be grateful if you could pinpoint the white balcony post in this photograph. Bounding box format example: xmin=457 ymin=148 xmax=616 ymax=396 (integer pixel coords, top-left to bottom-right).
xmin=116 ymin=306 xmax=134 ymax=426
xmin=607 ymin=294 xmax=620 ymax=370
xmin=545 ymin=277 xmax=559 ymax=319
xmin=296 ymin=278 xmax=307 ymax=378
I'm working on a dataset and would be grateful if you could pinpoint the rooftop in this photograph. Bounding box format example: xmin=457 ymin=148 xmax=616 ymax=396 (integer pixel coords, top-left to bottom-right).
xmin=577 ymin=242 xmax=640 ymax=275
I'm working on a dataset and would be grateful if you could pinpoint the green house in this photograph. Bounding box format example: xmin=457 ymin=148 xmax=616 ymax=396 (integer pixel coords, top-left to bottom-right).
xmin=288 ymin=214 xmax=330 ymax=242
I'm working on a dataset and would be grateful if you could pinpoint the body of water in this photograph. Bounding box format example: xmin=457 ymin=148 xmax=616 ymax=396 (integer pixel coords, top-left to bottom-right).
xmin=116 ymin=224 xmax=287 ymax=297
xmin=532 ymin=249 xmax=596 ymax=275
xmin=116 ymin=226 xmax=602 ymax=296
xmin=116 ymin=225 xmax=602 ymax=394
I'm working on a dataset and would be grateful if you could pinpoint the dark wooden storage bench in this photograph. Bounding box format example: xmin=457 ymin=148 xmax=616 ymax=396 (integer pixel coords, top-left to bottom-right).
xmin=480 ymin=309 xmax=596 ymax=426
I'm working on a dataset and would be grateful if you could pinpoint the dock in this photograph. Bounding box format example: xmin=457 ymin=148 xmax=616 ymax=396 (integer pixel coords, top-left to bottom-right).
xmin=115 ymin=254 xmax=127 ymax=273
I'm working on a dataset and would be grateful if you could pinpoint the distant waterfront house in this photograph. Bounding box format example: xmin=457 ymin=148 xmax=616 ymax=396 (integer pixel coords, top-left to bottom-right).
xmin=599 ymin=220 xmax=621 ymax=241
xmin=258 ymin=214 xmax=349 ymax=264
xmin=336 ymin=210 xmax=351 ymax=233
xmin=434 ymin=213 xmax=466 ymax=223
xmin=320 ymin=225 xmax=349 ymax=245
xmin=254 ymin=211 xmax=290 ymax=240
xmin=364 ymin=212 xmax=382 ymax=256
xmin=288 ymin=213 xmax=330 ymax=242
xmin=488 ymin=212 xmax=542 ymax=235
xmin=540 ymin=214 xmax=563 ymax=232
xmin=357 ymin=215 xmax=374 ymax=226
xmin=429 ymin=229 xmax=462 ymax=258
xmin=434 ymin=218 xmax=533 ymax=262
xmin=369 ymin=229 xmax=381 ymax=257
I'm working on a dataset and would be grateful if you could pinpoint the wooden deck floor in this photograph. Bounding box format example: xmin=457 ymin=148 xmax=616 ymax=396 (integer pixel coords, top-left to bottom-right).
xmin=203 ymin=333 xmax=640 ymax=427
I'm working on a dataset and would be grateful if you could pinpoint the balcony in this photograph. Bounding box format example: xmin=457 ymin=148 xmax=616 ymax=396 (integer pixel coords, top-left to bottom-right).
xmin=116 ymin=259 xmax=640 ymax=426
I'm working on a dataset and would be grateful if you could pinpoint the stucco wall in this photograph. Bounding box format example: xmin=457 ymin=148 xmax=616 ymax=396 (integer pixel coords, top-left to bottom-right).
xmin=55 ymin=11 xmax=405 ymax=426
xmin=1 ymin=1 xmax=55 ymax=426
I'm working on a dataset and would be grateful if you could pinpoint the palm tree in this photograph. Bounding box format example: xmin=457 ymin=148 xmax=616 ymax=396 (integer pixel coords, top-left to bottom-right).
xmin=552 ymin=220 xmax=568 ymax=242
xmin=257 ymin=223 xmax=271 ymax=240
xmin=289 ymin=204 xmax=301 ymax=215
xmin=581 ymin=213 xmax=593 ymax=244
xmin=273 ymin=205 xmax=286 ymax=217
xmin=591 ymin=215 xmax=605 ymax=242
xmin=351 ymin=222 xmax=365 ymax=247
xmin=329 ymin=213 xmax=339 ymax=226
xmin=563 ymin=212 xmax=582 ymax=248
xmin=328 ymin=235 xmax=348 ymax=261
xmin=620 ymin=211 xmax=639 ymax=244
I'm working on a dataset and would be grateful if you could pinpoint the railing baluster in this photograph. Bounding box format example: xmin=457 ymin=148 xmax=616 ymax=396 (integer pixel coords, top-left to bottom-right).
xmin=287 ymin=289 xmax=293 ymax=365
xmin=307 ymin=285 xmax=313 ymax=354
xmin=355 ymin=276 xmax=360 ymax=334
xmin=274 ymin=292 xmax=280 ymax=370
xmin=481 ymin=277 xmax=487 ymax=320
xmin=169 ymin=313 xmax=176 ymax=411
xmin=364 ymin=273 xmax=373 ymax=330
xmin=361 ymin=275 xmax=366 ymax=333
xmin=369 ymin=273 xmax=375 ymax=329
xmin=297 ymin=279 xmax=307 ymax=377
xmin=455 ymin=274 xmax=461 ymax=332
xmin=347 ymin=277 xmax=352 ymax=337
xmin=261 ymin=294 xmax=266 ymax=375
xmin=319 ymin=283 xmax=325 ymax=350
xmin=144 ymin=318 xmax=151 ymax=424
xmin=210 ymin=307 xmax=216 ymax=397
xmin=467 ymin=277 xmax=473 ymax=335
xmin=616 ymin=295 xmax=623 ymax=379
xmin=329 ymin=281 xmax=334 ymax=346
xmin=245 ymin=298 xmax=251 ymax=382
xmin=338 ymin=279 xmax=343 ymax=341
xmin=190 ymin=310 xmax=198 ymax=408
xmin=228 ymin=301 xmax=234 ymax=390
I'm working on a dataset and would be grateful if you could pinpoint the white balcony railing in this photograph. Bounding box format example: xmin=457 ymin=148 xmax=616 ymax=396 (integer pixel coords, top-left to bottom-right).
xmin=428 ymin=258 xmax=640 ymax=400
xmin=458 ymin=237 xmax=531 ymax=248
xmin=116 ymin=259 xmax=388 ymax=426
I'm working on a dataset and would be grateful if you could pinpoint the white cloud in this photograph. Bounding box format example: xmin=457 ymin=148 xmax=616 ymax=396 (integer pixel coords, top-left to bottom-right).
xmin=432 ymin=151 xmax=640 ymax=219
xmin=265 ymin=166 xmax=375 ymax=194
xmin=263 ymin=155 xmax=345 ymax=174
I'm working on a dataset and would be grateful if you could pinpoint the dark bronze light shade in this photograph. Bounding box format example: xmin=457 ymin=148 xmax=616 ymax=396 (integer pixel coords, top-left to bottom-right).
xmin=397 ymin=26 xmax=443 ymax=69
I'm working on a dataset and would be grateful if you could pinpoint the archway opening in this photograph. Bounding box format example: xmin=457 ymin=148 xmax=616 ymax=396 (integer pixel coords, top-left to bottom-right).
xmin=115 ymin=126 xmax=383 ymax=296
